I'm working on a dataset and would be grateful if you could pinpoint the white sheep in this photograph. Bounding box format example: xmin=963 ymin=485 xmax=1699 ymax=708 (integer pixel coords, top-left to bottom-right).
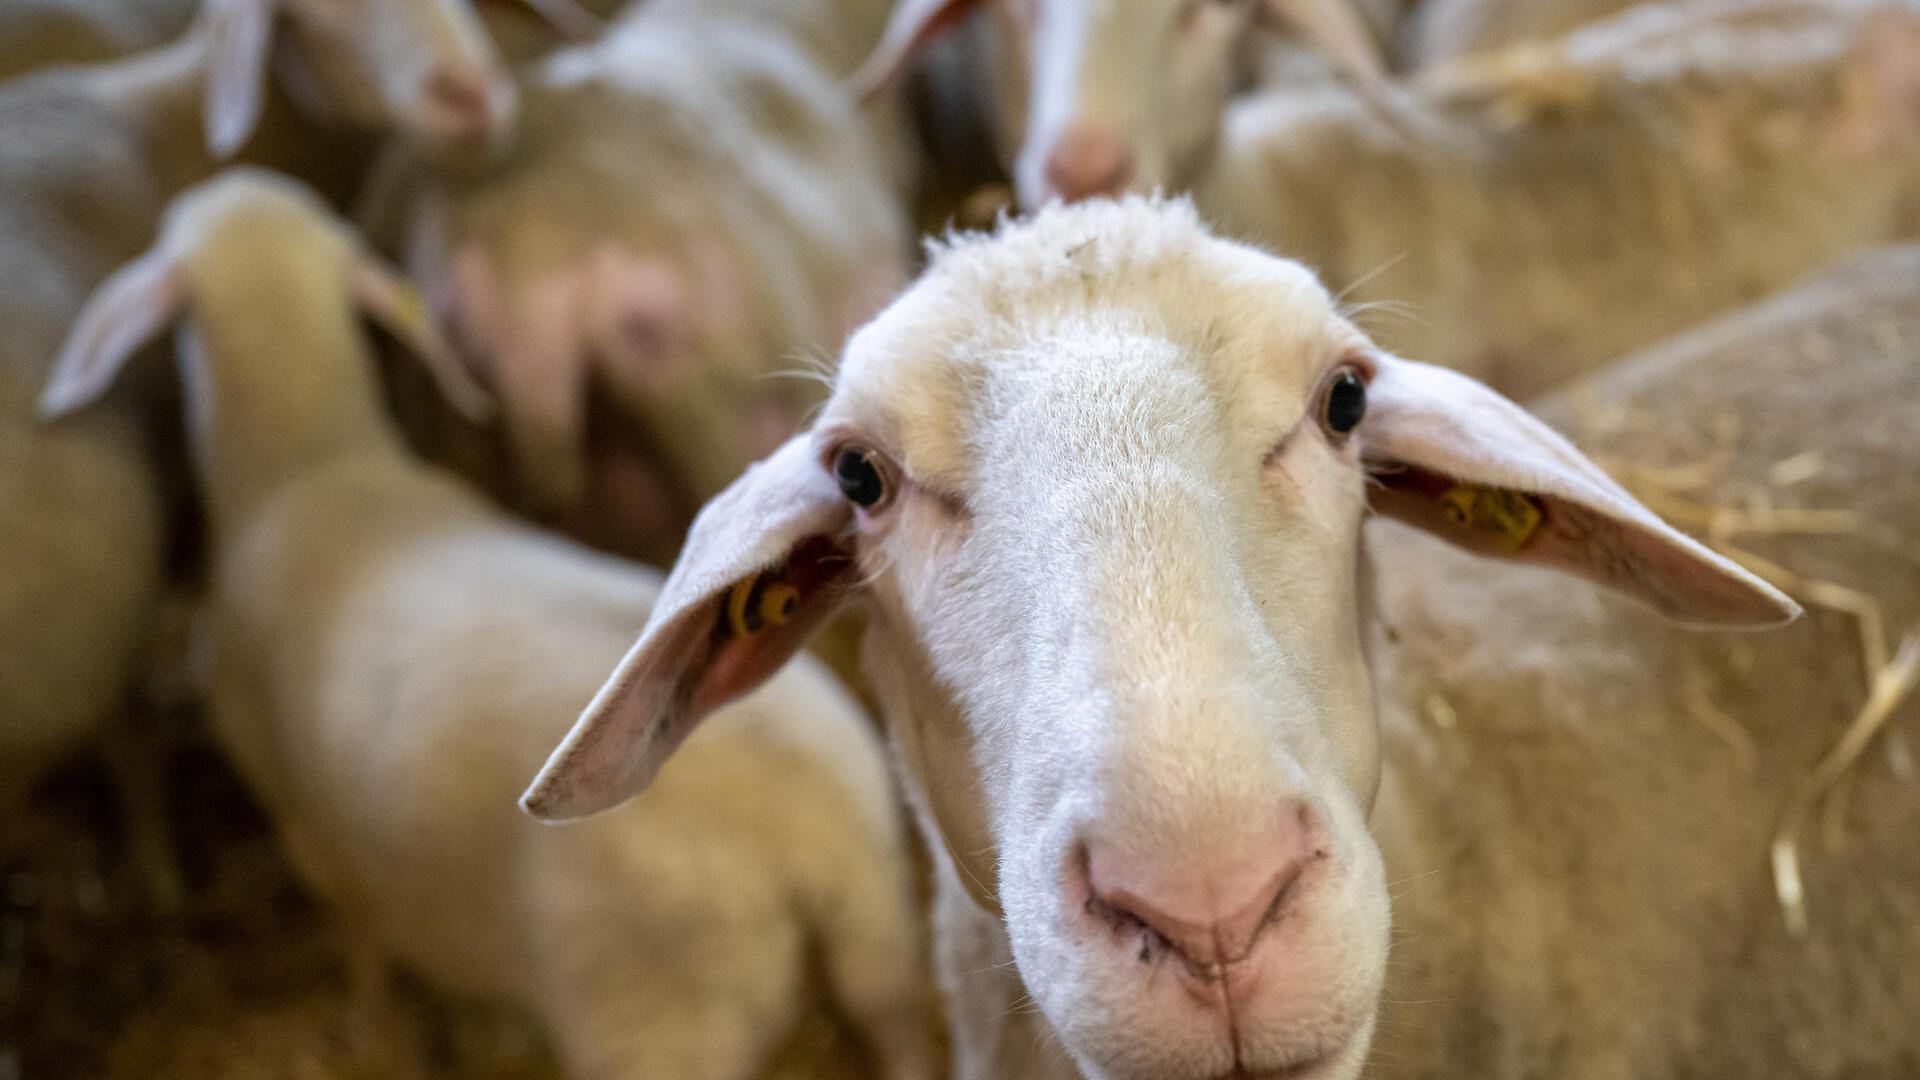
xmin=1197 ymin=0 xmax=1920 ymax=400
xmin=852 ymin=0 xmax=1392 ymax=208
xmin=520 ymin=197 xmax=1821 ymax=1080
xmin=0 ymin=0 xmax=515 ymax=855
xmin=365 ymin=0 xmax=913 ymax=555
xmin=1363 ymin=242 xmax=1920 ymax=1077
xmin=42 ymin=168 xmax=936 ymax=1080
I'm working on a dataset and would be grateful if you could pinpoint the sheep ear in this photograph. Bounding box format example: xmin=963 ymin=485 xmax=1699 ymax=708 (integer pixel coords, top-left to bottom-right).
xmin=851 ymin=0 xmax=986 ymax=101
xmin=1362 ymin=355 xmax=1799 ymax=627
xmin=522 ymin=434 xmax=858 ymax=821
xmin=472 ymin=255 xmax=595 ymax=512
xmin=40 ymin=248 xmax=184 ymax=418
xmin=1262 ymin=0 xmax=1388 ymax=81
xmin=350 ymin=255 xmax=494 ymax=424
xmin=203 ymin=0 xmax=278 ymax=158
xmin=1261 ymin=0 xmax=1404 ymax=126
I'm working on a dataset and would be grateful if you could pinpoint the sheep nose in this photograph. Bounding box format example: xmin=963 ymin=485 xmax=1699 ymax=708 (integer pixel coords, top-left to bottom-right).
xmin=1081 ymin=800 xmax=1321 ymax=974
xmin=1043 ymin=125 xmax=1135 ymax=203
xmin=423 ymin=64 xmax=507 ymax=143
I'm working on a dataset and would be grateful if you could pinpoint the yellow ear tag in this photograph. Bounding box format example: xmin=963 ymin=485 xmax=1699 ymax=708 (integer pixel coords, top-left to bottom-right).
xmin=725 ymin=574 xmax=799 ymax=638
xmin=759 ymin=584 xmax=799 ymax=628
xmin=1439 ymin=484 xmax=1545 ymax=553
xmin=385 ymin=279 xmax=433 ymax=341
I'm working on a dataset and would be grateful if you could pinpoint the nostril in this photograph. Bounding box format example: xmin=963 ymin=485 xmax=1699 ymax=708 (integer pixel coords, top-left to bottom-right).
xmin=1080 ymin=799 xmax=1324 ymax=972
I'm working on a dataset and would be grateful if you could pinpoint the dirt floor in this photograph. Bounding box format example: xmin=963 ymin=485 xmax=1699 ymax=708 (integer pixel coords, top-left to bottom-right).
xmin=1 ymin=711 xmax=874 ymax=1080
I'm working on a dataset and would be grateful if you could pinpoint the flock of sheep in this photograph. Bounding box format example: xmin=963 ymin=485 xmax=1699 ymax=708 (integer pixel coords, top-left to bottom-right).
xmin=2 ymin=0 xmax=1918 ymax=1078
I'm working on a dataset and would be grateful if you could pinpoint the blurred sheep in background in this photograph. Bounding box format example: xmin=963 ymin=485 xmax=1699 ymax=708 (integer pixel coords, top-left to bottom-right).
xmin=1 ymin=0 xmax=1917 ymax=1076
xmin=365 ymin=0 xmax=911 ymax=559
xmin=854 ymin=0 xmax=1393 ymax=208
xmin=0 ymin=0 xmax=515 ymax=887
xmin=43 ymin=169 xmax=934 ymax=1080
xmin=1199 ymin=0 xmax=1920 ymax=398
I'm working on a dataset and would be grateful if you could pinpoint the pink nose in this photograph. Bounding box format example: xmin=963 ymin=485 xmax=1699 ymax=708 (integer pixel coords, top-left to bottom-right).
xmin=1082 ymin=800 xmax=1322 ymax=975
xmin=424 ymin=64 xmax=505 ymax=142
xmin=1043 ymin=125 xmax=1135 ymax=202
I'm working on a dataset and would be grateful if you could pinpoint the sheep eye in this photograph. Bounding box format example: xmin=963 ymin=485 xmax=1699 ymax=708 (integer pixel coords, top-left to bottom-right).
xmin=1322 ymin=368 xmax=1367 ymax=436
xmin=834 ymin=447 xmax=887 ymax=508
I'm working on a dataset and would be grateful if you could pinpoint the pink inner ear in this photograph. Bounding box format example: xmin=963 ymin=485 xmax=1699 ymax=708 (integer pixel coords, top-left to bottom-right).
xmin=1370 ymin=465 xmax=1795 ymax=626
xmin=691 ymin=536 xmax=858 ymax=715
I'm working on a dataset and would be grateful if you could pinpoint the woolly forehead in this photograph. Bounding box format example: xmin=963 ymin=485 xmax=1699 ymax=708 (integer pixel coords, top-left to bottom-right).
xmin=824 ymin=202 xmax=1368 ymax=493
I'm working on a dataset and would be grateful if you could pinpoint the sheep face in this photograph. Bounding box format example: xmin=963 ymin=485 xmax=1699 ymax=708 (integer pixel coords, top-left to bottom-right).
xmin=860 ymin=0 xmax=1259 ymax=209
xmin=992 ymin=0 xmax=1259 ymax=209
xmin=856 ymin=0 xmax=1389 ymax=210
xmin=824 ymin=199 xmax=1391 ymax=1080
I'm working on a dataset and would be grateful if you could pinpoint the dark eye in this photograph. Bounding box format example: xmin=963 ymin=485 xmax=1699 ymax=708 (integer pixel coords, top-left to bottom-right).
xmin=1322 ymin=367 xmax=1367 ymax=436
xmin=834 ymin=446 xmax=887 ymax=508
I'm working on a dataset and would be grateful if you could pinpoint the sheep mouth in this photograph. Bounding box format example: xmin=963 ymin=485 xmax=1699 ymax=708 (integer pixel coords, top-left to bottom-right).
xmin=1226 ymin=1057 xmax=1334 ymax=1080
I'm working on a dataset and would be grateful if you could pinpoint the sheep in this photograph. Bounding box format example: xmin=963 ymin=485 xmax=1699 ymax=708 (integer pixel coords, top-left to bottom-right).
xmin=1196 ymin=0 xmax=1920 ymax=400
xmin=516 ymin=196 xmax=1844 ymax=1080
xmin=0 ymin=0 xmax=514 ymax=862
xmin=851 ymin=0 xmax=1392 ymax=209
xmin=42 ymin=168 xmax=936 ymax=1080
xmin=1364 ymin=243 xmax=1920 ymax=1078
xmin=365 ymin=0 xmax=913 ymax=558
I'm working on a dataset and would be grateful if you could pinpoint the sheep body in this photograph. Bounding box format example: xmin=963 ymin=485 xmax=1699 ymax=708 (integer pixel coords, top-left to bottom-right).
xmin=59 ymin=171 xmax=931 ymax=1080
xmin=1367 ymin=245 xmax=1920 ymax=1077
xmin=374 ymin=0 xmax=910 ymax=554
xmin=1198 ymin=0 xmax=1920 ymax=399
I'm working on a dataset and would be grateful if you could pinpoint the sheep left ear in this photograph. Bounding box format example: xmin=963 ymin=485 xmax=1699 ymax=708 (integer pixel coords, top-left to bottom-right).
xmin=851 ymin=0 xmax=987 ymax=101
xmin=521 ymin=434 xmax=858 ymax=822
xmin=203 ymin=0 xmax=280 ymax=158
xmin=349 ymin=254 xmax=494 ymax=423
xmin=1361 ymin=355 xmax=1799 ymax=627
xmin=1261 ymin=0 xmax=1389 ymax=88
xmin=40 ymin=248 xmax=184 ymax=418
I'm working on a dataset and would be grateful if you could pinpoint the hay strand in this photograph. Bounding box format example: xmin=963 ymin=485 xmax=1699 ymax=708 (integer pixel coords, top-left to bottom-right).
xmin=1771 ymin=631 xmax=1920 ymax=938
xmin=1682 ymin=673 xmax=1758 ymax=770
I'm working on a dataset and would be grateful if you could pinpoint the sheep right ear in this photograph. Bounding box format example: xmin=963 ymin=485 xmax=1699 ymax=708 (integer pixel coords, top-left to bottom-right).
xmin=203 ymin=0 xmax=280 ymax=158
xmin=851 ymin=0 xmax=987 ymax=101
xmin=521 ymin=434 xmax=859 ymax=821
xmin=40 ymin=248 xmax=183 ymax=418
